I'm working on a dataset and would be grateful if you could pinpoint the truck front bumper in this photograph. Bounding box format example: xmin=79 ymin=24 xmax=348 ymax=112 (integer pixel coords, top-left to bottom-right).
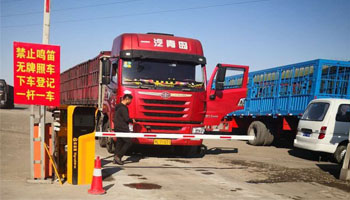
xmin=132 ymin=138 xmax=203 ymax=146
xmin=129 ymin=122 xmax=204 ymax=146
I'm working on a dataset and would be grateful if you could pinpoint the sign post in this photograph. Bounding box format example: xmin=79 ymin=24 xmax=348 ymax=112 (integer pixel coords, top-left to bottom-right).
xmin=13 ymin=41 xmax=60 ymax=180
xmin=14 ymin=0 xmax=58 ymax=181
xmin=40 ymin=0 xmax=51 ymax=181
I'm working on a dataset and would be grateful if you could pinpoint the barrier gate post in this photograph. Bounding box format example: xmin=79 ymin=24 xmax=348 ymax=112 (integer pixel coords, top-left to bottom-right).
xmin=67 ymin=106 xmax=97 ymax=185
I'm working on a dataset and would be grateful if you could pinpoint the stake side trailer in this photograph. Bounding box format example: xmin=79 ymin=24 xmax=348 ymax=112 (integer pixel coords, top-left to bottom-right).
xmin=209 ymin=59 xmax=350 ymax=146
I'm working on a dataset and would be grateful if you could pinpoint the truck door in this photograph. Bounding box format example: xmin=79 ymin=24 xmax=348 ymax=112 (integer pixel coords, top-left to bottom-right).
xmin=107 ymin=60 xmax=120 ymax=128
xmin=204 ymin=64 xmax=249 ymax=125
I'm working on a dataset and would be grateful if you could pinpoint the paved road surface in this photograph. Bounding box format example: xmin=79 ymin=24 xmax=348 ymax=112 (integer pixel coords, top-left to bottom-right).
xmin=1 ymin=106 xmax=349 ymax=199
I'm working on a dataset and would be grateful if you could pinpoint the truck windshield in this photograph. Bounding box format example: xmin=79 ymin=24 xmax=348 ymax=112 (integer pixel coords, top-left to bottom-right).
xmin=122 ymin=60 xmax=204 ymax=91
xmin=301 ymin=102 xmax=330 ymax=121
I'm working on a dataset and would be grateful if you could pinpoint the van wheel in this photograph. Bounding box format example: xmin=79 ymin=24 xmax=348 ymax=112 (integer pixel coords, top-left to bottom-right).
xmin=247 ymin=121 xmax=267 ymax=146
xmin=333 ymin=144 xmax=347 ymax=164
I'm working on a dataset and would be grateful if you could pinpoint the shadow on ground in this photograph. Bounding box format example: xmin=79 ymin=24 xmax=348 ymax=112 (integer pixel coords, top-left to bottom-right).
xmin=103 ymin=183 xmax=115 ymax=191
xmin=206 ymin=147 xmax=238 ymax=155
xmin=102 ymin=166 xmax=123 ymax=181
xmin=288 ymin=148 xmax=332 ymax=162
xmin=100 ymin=145 xmax=240 ymax=168
xmin=317 ymin=163 xmax=342 ymax=179
xmin=126 ymin=145 xmax=239 ymax=158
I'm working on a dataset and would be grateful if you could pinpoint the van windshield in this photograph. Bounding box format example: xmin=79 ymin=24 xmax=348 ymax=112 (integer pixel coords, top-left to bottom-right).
xmin=301 ymin=102 xmax=330 ymax=121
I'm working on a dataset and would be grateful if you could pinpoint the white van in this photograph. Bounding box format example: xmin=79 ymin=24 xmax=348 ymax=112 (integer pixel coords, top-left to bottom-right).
xmin=294 ymin=98 xmax=350 ymax=163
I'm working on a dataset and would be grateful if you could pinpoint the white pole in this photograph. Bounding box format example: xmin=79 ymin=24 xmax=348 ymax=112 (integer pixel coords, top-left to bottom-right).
xmin=42 ymin=0 xmax=50 ymax=44
xmin=29 ymin=105 xmax=34 ymax=179
xmin=95 ymin=132 xmax=255 ymax=141
xmin=40 ymin=0 xmax=51 ymax=180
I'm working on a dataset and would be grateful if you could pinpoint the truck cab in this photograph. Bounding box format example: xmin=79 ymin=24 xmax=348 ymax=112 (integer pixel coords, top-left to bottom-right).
xmin=294 ymin=98 xmax=350 ymax=163
xmin=100 ymin=33 xmax=248 ymax=153
xmin=0 ymin=79 xmax=14 ymax=109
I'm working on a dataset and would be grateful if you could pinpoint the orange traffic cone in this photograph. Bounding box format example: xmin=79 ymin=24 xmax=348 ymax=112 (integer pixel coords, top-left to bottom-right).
xmin=88 ymin=156 xmax=106 ymax=195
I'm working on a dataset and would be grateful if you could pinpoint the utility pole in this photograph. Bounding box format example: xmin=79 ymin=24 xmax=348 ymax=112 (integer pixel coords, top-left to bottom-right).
xmin=27 ymin=0 xmax=52 ymax=182
xmin=39 ymin=0 xmax=51 ymax=180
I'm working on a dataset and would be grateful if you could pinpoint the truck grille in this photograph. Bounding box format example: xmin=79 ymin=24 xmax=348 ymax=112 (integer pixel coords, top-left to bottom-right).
xmin=144 ymin=106 xmax=185 ymax=112
xmin=143 ymin=99 xmax=186 ymax=105
xmin=141 ymin=98 xmax=189 ymax=119
xmin=144 ymin=112 xmax=184 ymax=118
xmin=147 ymin=126 xmax=182 ymax=131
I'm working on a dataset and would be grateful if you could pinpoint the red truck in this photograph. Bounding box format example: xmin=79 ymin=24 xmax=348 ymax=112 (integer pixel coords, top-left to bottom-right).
xmin=60 ymin=33 xmax=249 ymax=155
xmin=0 ymin=79 xmax=14 ymax=109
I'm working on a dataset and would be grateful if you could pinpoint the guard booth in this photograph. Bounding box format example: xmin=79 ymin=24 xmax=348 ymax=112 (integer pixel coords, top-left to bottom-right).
xmin=67 ymin=106 xmax=97 ymax=185
xmin=53 ymin=106 xmax=97 ymax=185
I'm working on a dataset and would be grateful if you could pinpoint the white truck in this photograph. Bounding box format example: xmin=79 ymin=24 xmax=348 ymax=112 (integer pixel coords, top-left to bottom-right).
xmin=294 ymin=98 xmax=350 ymax=163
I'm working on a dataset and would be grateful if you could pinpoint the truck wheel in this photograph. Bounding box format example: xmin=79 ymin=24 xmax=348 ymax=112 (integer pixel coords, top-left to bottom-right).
xmin=263 ymin=130 xmax=274 ymax=146
xmin=247 ymin=121 xmax=267 ymax=146
xmin=98 ymin=122 xmax=109 ymax=147
xmin=103 ymin=121 xmax=115 ymax=154
xmin=99 ymin=138 xmax=107 ymax=147
xmin=106 ymin=138 xmax=115 ymax=154
xmin=333 ymin=144 xmax=347 ymax=164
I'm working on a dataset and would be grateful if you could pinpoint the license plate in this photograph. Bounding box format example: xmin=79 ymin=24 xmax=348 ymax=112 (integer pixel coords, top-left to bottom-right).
xmin=154 ymin=139 xmax=171 ymax=145
xmin=303 ymin=133 xmax=311 ymax=137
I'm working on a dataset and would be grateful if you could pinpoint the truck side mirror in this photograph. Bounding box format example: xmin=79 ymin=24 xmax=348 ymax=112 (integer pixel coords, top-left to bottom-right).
xmin=101 ymin=58 xmax=111 ymax=85
xmin=215 ymin=67 xmax=226 ymax=90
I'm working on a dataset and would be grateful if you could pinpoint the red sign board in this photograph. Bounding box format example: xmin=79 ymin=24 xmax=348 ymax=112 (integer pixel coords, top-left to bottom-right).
xmin=13 ymin=42 xmax=60 ymax=106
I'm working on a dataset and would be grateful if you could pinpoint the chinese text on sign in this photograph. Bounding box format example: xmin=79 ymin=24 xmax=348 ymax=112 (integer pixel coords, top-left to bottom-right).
xmin=13 ymin=42 xmax=60 ymax=106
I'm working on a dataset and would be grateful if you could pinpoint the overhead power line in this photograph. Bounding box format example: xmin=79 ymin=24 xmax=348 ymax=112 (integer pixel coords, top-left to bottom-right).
xmin=2 ymin=0 xmax=270 ymax=29
xmin=0 ymin=0 xmax=144 ymax=18
xmin=0 ymin=0 xmax=26 ymax=4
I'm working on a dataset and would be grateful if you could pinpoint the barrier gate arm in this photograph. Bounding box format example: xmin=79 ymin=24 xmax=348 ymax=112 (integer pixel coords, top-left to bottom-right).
xmin=95 ymin=132 xmax=254 ymax=140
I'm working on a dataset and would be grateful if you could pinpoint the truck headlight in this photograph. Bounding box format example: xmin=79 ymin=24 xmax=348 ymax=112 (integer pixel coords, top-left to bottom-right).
xmin=192 ymin=127 xmax=205 ymax=134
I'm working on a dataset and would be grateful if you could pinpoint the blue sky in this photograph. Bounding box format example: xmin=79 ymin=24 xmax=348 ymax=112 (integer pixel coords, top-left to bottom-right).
xmin=1 ymin=0 xmax=350 ymax=85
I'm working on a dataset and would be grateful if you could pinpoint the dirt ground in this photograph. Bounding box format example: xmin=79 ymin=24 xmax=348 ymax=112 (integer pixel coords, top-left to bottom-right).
xmin=1 ymin=106 xmax=349 ymax=199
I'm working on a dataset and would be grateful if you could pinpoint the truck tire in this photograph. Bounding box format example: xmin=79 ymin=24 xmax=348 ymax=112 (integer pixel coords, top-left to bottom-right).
xmin=98 ymin=122 xmax=109 ymax=147
xmin=103 ymin=122 xmax=115 ymax=154
xmin=99 ymin=137 xmax=107 ymax=147
xmin=247 ymin=121 xmax=267 ymax=146
xmin=263 ymin=130 xmax=274 ymax=146
xmin=333 ymin=143 xmax=347 ymax=164
xmin=106 ymin=138 xmax=115 ymax=154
